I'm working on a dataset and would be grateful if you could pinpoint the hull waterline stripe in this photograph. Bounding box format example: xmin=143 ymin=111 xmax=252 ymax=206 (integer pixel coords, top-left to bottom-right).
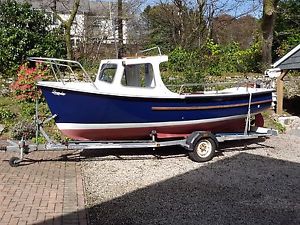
xmin=152 ymin=100 xmax=272 ymax=111
xmin=57 ymin=114 xmax=250 ymax=130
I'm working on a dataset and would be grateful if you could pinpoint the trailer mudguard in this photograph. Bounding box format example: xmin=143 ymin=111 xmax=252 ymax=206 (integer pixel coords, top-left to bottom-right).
xmin=185 ymin=131 xmax=219 ymax=151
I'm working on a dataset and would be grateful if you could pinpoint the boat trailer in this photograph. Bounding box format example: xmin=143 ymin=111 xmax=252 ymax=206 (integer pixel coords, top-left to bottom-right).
xmin=2 ymin=89 xmax=278 ymax=167
xmin=2 ymin=114 xmax=277 ymax=167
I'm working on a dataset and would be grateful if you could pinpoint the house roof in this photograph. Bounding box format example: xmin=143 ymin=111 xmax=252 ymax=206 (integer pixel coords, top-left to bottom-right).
xmin=272 ymin=44 xmax=300 ymax=70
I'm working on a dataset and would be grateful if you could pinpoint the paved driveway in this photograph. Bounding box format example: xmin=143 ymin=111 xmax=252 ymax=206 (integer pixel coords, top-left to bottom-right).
xmin=0 ymin=147 xmax=87 ymax=225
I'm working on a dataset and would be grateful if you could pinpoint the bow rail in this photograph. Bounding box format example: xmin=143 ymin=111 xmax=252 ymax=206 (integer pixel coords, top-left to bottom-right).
xmin=28 ymin=57 xmax=97 ymax=89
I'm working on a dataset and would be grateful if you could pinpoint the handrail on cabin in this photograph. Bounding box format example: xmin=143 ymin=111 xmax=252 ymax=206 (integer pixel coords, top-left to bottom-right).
xmin=27 ymin=57 xmax=98 ymax=89
xmin=166 ymin=78 xmax=272 ymax=95
xmin=136 ymin=46 xmax=161 ymax=57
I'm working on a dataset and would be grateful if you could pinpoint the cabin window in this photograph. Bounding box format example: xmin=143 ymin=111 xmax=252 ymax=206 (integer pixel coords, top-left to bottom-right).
xmin=99 ymin=64 xmax=117 ymax=83
xmin=121 ymin=63 xmax=155 ymax=88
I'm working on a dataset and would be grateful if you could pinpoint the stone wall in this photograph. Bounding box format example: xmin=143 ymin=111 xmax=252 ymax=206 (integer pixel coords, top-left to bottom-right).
xmin=0 ymin=75 xmax=11 ymax=97
xmin=283 ymin=76 xmax=300 ymax=98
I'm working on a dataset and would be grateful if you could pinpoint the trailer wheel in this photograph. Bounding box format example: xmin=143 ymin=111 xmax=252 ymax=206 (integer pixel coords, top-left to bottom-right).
xmin=9 ymin=157 xmax=20 ymax=167
xmin=189 ymin=138 xmax=216 ymax=162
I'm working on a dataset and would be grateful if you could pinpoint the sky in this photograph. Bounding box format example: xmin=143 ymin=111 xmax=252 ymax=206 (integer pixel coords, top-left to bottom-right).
xmin=88 ymin=0 xmax=263 ymax=18
xmin=140 ymin=0 xmax=263 ymax=18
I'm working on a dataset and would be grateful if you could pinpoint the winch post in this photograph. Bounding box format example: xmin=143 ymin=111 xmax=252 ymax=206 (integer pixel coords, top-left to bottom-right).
xmin=35 ymin=114 xmax=57 ymax=144
xmin=244 ymin=92 xmax=253 ymax=135
xmin=150 ymin=130 xmax=157 ymax=151
xmin=34 ymin=97 xmax=57 ymax=145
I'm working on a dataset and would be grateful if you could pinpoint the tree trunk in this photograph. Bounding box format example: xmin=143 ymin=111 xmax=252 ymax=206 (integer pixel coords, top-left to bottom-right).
xmin=51 ymin=0 xmax=56 ymax=10
xmin=65 ymin=26 xmax=73 ymax=60
xmin=51 ymin=0 xmax=80 ymax=60
xmin=261 ymin=0 xmax=279 ymax=70
xmin=197 ymin=0 xmax=206 ymax=47
xmin=117 ymin=0 xmax=123 ymax=59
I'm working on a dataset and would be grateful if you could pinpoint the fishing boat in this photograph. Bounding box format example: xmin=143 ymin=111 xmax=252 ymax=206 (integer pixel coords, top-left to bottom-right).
xmin=30 ymin=51 xmax=273 ymax=141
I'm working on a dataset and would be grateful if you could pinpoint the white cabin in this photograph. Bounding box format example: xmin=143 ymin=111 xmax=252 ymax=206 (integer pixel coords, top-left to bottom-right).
xmin=94 ymin=55 xmax=176 ymax=97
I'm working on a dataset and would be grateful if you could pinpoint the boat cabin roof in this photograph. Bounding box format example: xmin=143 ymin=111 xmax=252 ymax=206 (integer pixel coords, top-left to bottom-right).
xmin=101 ymin=55 xmax=168 ymax=65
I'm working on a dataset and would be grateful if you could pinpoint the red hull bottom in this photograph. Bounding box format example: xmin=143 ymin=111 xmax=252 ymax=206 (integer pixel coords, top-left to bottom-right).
xmin=60 ymin=118 xmax=248 ymax=141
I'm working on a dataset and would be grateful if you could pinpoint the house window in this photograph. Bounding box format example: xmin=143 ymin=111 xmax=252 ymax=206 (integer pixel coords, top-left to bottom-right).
xmin=99 ymin=64 xmax=117 ymax=83
xmin=121 ymin=63 xmax=155 ymax=88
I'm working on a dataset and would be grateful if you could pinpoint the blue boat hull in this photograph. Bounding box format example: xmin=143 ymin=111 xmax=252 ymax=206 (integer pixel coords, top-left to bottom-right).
xmin=39 ymin=85 xmax=273 ymax=140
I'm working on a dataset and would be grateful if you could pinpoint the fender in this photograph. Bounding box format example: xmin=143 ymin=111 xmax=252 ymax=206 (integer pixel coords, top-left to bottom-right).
xmin=185 ymin=131 xmax=219 ymax=151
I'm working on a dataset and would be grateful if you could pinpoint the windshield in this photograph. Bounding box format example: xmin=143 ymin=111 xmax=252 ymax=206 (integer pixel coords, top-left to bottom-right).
xmin=99 ymin=64 xmax=117 ymax=83
xmin=121 ymin=63 xmax=155 ymax=88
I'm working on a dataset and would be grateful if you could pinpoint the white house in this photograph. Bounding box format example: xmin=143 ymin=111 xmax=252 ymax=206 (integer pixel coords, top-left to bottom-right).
xmin=17 ymin=0 xmax=128 ymax=47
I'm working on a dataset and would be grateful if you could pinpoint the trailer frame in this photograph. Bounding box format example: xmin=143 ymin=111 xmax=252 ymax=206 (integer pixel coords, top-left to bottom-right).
xmin=4 ymin=120 xmax=277 ymax=167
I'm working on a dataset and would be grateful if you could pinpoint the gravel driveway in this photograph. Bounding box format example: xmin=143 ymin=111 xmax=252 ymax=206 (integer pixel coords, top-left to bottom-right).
xmin=81 ymin=134 xmax=300 ymax=225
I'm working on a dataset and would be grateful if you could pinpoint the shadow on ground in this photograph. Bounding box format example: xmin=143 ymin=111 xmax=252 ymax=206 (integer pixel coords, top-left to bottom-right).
xmin=33 ymin=148 xmax=299 ymax=225
xmin=284 ymin=95 xmax=300 ymax=116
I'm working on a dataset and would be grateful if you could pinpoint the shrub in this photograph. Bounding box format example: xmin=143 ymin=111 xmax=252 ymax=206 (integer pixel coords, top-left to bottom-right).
xmin=0 ymin=108 xmax=15 ymax=121
xmin=20 ymin=102 xmax=36 ymax=118
xmin=168 ymin=48 xmax=204 ymax=83
xmin=0 ymin=0 xmax=66 ymax=78
xmin=168 ymin=48 xmax=193 ymax=72
xmin=10 ymin=63 xmax=49 ymax=102
xmin=167 ymin=40 xmax=262 ymax=82
xmin=202 ymin=40 xmax=261 ymax=75
xmin=11 ymin=120 xmax=36 ymax=140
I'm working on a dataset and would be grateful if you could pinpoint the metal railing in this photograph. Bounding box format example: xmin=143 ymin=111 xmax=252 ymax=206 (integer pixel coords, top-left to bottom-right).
xmin=28 ymin=57 xmax=97 ymax=89
xmin=136 ymin=46 xmax=162 ymax=57
xmin=165 ymin=78 xmax=274 ymax=94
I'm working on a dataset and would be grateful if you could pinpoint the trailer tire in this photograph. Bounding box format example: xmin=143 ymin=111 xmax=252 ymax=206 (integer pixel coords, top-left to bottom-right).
xmin=189 ymin=138 xmax=216 ymax=162
xmin=9 ymin=157 xmax=20 ymax=167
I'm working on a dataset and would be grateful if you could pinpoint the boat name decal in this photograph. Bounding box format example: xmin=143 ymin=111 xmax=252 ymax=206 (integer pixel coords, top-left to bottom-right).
xmin=52 ymin=90 xmax=66 ymax=96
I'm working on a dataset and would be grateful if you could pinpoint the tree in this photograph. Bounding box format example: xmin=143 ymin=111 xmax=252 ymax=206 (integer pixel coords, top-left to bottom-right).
xmin=142 ymin=2 xmax=206 ymax=51
xmin=117 ymin=0 xmax=124 ymax=58
xmin=274 ymin=0 xmax=300 ymax=58
xmin=51 ymin=0 xmax=80 ymax=60
xmin=212 ymin=14 xmax=258 ymax=49
xmin=0 ymin=0 xmax=65 ymax=77
xmin=142 ymin=4 xmax=178 ymax=51
xmin=142 ymin=0 xmax=262 ymax=52
xmin=261 ymin=0 xmax=279 ymax=69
